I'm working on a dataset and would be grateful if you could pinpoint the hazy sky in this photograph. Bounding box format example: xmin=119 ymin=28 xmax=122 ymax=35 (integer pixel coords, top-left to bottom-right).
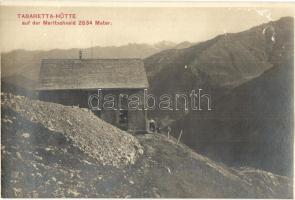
xmin=0 ymin=5 xmax=293 ymax=52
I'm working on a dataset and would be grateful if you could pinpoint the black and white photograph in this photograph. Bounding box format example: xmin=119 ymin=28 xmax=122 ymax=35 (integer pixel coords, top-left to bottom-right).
xmin=0 ymin=2 xmax=294 ymax=198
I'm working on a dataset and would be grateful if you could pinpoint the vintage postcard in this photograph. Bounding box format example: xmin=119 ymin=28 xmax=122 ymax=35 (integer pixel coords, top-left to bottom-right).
xmin=0 ymin=1 xmax=294 ymax=198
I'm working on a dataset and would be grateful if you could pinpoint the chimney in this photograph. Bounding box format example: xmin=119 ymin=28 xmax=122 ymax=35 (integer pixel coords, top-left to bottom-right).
xmin=79 ymin=50 xmax=82 ymax=59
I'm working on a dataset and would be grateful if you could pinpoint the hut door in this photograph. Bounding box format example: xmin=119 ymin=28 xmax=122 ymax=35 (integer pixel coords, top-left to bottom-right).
xmin=118 ymin=110 xmax=128 ymax=130
xmin=118 ymin=95 xmax=128 ymax=131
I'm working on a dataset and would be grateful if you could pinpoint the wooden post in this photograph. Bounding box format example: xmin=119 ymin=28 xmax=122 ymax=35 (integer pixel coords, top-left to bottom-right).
xmin=167 ymin=126 xmax=171 ymax=139
xmin=177 ymin=129 xmax=183 ymax=144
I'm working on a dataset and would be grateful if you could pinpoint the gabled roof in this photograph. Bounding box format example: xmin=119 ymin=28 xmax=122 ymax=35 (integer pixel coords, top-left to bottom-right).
xmin=37 ymin=59 xmax=149 ymax=90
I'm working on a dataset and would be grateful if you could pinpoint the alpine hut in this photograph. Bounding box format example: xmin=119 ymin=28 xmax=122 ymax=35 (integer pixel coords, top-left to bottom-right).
xmin=36 ymin=52 xmax=149 ymax=133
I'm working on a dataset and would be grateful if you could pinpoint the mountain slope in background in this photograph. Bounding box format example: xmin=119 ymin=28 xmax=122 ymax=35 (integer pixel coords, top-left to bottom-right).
xmin=171 ymin=60 xmax=293 ymax=177
xmin=1 ymin=41 xmax=194 ymax=81
xmin=145 ymin=17 xmax=293 ymax=89
xmin=1 ymin=93 xmax=292 ymax=198
xmin=143 ymin=17 xmax=293 ymax=122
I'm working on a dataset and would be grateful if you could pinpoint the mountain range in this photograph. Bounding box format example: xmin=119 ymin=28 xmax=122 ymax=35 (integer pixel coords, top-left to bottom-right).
xmin=145 ymin=17 xmax=293 ymax=88
xmin=143 ymin=17 xmax=293 ymax=177
xmin=144 ymin=17 xmax=293 ymax=118
xmin=1 ymin=41 xmax=194 ymax=80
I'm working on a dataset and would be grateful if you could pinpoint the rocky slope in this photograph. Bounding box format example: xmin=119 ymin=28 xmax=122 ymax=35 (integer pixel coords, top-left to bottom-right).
xmin=1 ymin=93 xmax=143 ymax=167
xmin=1 ymin=93 xmax=292 ymax=198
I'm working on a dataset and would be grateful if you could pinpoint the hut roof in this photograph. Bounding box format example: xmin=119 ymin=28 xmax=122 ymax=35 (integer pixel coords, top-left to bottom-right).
xmin=37 ymin=59 xmax=149 ymax=90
